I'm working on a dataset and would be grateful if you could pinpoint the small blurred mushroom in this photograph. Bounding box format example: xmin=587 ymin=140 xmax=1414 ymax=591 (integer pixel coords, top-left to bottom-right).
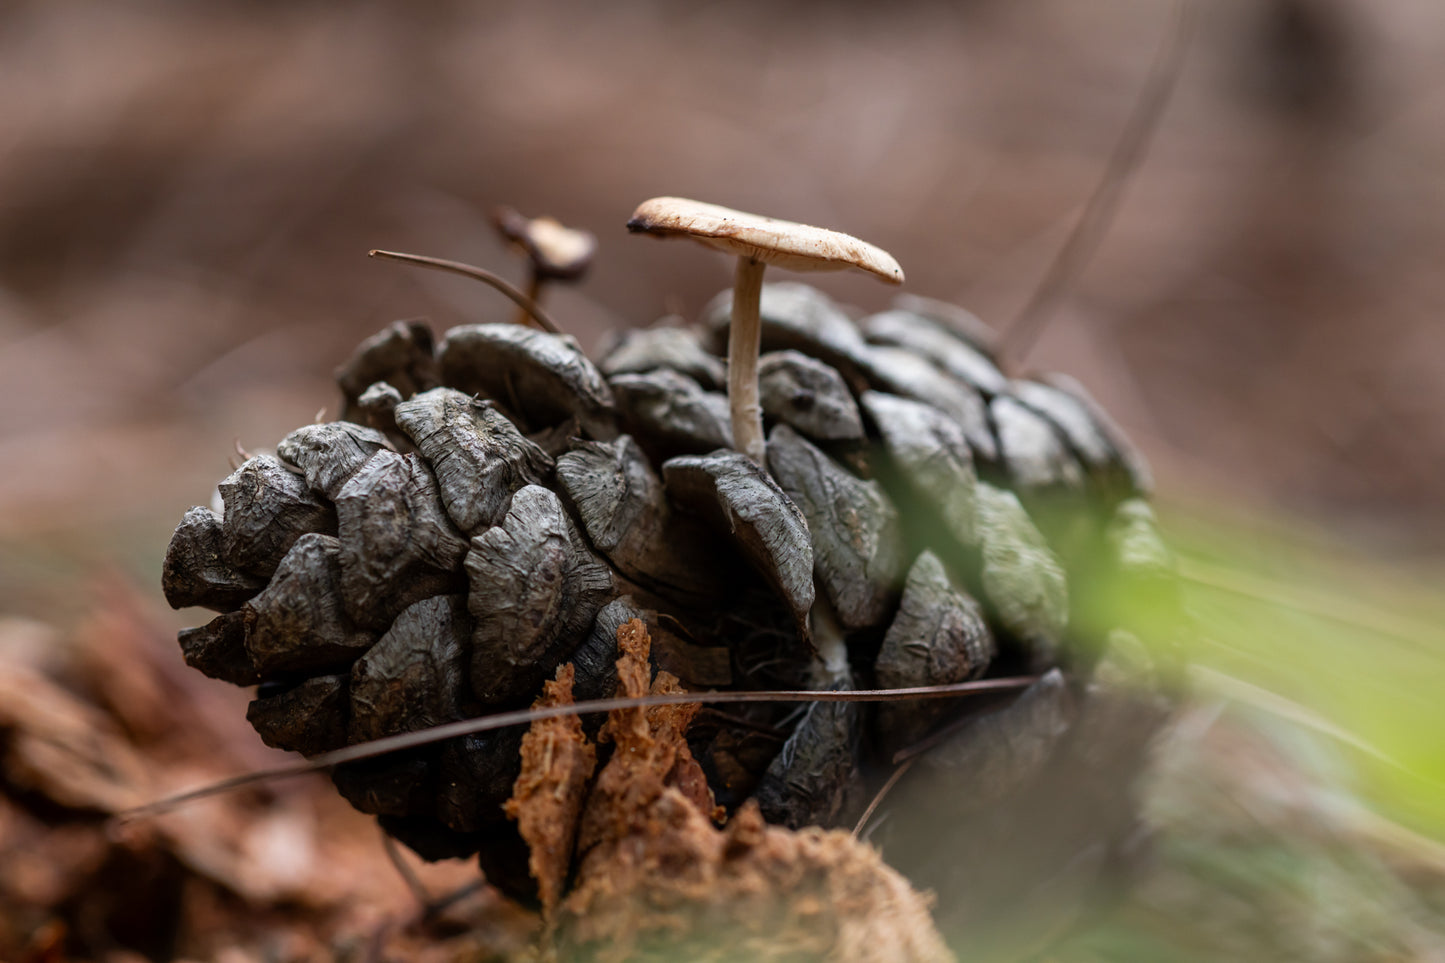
xmin=628 ymin=197 xmax=903 ymax=464
xmin=493 ymin=206 xmax=597 ymax=326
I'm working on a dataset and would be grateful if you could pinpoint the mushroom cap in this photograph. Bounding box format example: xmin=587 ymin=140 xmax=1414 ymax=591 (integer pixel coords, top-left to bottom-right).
xmin=627 ymin=197 xmax=904 ymax=284
xmin=493 ymin=207 xmax=598 ymax=280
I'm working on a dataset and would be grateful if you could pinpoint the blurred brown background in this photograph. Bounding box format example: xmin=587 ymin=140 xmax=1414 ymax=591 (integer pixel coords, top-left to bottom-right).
xmin=3 ymin=0 xmax=1444 ymax=619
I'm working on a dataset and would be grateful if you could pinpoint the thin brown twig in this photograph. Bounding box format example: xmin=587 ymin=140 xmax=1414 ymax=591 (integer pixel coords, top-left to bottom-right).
xmin=369 ymin=249 xmax=562 ymax=334
xmin=851 ymin=757 xmax=917 ymax=840
xmin=113 ymin=676 xmax=1039 ymax=821
xmin=381 ymin=827 xmax=432 ymax=909
xmin=1000 ymin=0 xmax=1197 ymax=366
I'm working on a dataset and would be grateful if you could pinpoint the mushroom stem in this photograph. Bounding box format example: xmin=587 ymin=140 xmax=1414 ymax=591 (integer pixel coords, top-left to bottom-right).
xmin=729 ymin=256 xmax=767 ymax=464
xmin=513 ymin=271 xmax=544 ymax=328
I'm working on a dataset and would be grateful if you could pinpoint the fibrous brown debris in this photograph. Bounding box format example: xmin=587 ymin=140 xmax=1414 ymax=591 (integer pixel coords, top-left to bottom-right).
xmin=512 ymin=618 xmax=952 ymax=962
xmin=505 ymin=663 xmax=597 ymax=916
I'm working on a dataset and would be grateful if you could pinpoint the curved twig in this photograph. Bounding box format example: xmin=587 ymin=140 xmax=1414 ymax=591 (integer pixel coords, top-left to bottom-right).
xmin=1001 ymin=0 xmax=1197 ymax=366
xmin=369 ymin=249 xmax=563 ymax=335
xmin=114 ymin=676 xmax=1039 ymax=821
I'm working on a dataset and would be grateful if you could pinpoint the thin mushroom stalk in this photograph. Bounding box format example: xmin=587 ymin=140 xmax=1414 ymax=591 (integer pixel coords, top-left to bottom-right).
xmin=491 ymin=207 xmax=597 ymax=329
xmin=628 ymin=196 xmax=903 ymax=465
xmin=730 ymin=256 xmax=767 ymax=462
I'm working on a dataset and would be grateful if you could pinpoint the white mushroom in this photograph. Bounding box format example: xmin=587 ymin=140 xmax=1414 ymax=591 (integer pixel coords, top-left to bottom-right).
xmin=627 ymin=197 xmax=903 ymax=464
xmin=492 ymin=207 xmax=597 ymax=327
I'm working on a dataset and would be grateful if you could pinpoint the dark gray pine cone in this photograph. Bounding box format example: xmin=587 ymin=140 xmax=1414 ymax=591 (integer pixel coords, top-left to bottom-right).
xmin=163 ymin=282 xmax=1174 ymax=920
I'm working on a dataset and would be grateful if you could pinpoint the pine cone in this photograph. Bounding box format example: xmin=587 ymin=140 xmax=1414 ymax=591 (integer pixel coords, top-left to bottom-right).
xmin=162 ymin=277 xmax=1173 ymax=928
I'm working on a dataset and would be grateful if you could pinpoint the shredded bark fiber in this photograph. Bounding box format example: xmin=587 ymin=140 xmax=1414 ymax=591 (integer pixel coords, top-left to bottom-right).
xmin=509 ymin=617 xmax=953 ymax=962
xmin=504 ymin=663 xmax=597 ymax=914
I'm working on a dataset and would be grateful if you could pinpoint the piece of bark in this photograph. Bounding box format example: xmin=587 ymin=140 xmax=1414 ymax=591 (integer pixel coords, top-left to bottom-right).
xmin=335 ymin=319 xmax=438 ymax=421
xmin=555 ymin=435 xmax=727 ymax=603
xmin=177 ymin=609 xmax=260 ymax=686
xmin=466 ymin=485 xmax=615 ymax=706
xmin=243 ymin=533 xmax=376 ymax=676
xmin=766 ymin=424 xmax=904 ymax=631
xmin=751 ymin=675 xmax=863 ymax=830
xmin=276 ymin=421 xmax=393 ymax=499
xmin=598 ymin=324 xmax=726 ymax=390
xmin=757 ymin=350 xmax=865 ymax=442
xmin=702 ymin=282 xmax=875 ymax=391
xmin=974 ymin=484 xmax=1069 ymax=666
xmin=438 ymin=324 xmax=617 ymax=439
xmin=873 ymin=551 xmax=996 ymax=756
xmin=861 ymin=391 xmax=979 ymax=549
xmin=892 ymin=292 xmax=1001 ymax=359
xmin=219 ymin=455 xmax=337 ymax=578
xmin=245 ymin=673 xmax=350 ymax=756
xmin=437 ymin=728 xmax=525 ymax=833
xmin=162 ymin=506 xmax=265 ymax=611
xmin=1041 ymin=373 xmax=1153 ymax=496
xmin=862 ymin=309 xmax=1008 ymax=396
xmin=505 ymin=663 xmax=598 ymax=916
xmin=335 ymin=450 xmax=469 ymax=631
xmin=394 ymin=387 xmax=554 ymax=534
xmin=858 ymin=346 xmax=997 ymax=462
xmin=609 ymin=369 xmax=732 ymax=461
xmin=349 ymin=595 xmax=470 ymax=743
xmin=662 ymin=450 xmax=814 ymax=638
xmin=990 ymin=396 xmax=1086 ymax=494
